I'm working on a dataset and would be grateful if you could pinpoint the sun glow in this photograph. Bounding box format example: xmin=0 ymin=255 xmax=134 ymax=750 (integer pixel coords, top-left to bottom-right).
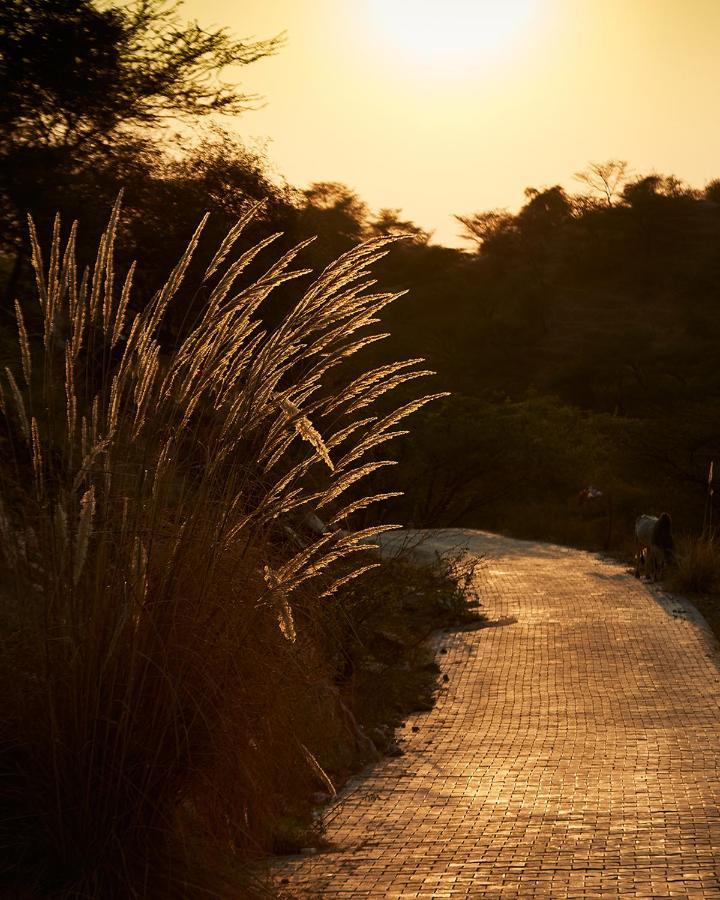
xmin=367 ymin=0 xmax=538 ymax=69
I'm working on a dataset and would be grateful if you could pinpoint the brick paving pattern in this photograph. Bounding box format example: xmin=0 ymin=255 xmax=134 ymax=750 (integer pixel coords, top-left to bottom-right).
xmin=273 ymin=529 xmax=720 ymax=897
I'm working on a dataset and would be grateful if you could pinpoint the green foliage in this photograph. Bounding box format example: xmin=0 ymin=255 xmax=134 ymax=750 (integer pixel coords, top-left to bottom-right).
xmin=386 ymin=395 xmax=622 ymax=536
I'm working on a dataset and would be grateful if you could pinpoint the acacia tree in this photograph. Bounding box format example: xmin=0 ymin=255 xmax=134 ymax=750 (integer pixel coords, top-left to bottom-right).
xmin=455 ymin=209 xmax=514 ymax=250
xmin=0 ymin=0 xmax=281 ymax=152
xmin=369 ymin=208 xmax=430 ymax=244
xmin=0 ymin=0 xmax=282 ymax=261
xmin=573 ymin=160 xmax=631 ymax=207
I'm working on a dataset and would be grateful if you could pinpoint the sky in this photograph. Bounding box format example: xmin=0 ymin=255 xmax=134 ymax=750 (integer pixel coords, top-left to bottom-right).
xmin=182 ymin=0 xmax=720 ymax=246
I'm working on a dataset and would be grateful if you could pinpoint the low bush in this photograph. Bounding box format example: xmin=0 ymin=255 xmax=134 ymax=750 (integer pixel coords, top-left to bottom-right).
xmin=332 ymin=551 xmax=484 ymax=755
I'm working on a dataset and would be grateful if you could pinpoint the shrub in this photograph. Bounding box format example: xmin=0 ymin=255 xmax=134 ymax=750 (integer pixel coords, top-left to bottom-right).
xmin=0 ymin=200 xmax=440 ymax=897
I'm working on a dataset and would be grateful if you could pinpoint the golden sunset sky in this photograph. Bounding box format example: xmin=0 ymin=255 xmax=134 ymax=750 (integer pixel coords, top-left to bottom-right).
xmin=182 ymin=0 xmax=720 ymax=246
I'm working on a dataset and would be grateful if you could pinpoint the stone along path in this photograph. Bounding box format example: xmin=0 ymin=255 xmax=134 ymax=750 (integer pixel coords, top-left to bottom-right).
xmin=273 ymin=530 xmax=720 ymax=897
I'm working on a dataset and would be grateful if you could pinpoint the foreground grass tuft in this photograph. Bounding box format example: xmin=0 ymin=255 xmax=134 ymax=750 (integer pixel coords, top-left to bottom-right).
xmin=0 ymin=202 xmax=442 ymax=898
xmin=666 ymin=536 xmax=720 ymax=596
xmin=664 ymin=536 xmax=720 ymax=646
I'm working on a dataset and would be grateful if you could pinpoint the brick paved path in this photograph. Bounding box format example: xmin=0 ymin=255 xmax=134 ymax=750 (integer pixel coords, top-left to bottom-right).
xmin=273 ymin=529 xmax=720 ymax=898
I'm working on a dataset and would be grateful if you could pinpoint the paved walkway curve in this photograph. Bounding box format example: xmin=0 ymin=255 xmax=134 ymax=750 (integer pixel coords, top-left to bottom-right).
xmin=274 ymin=529 xmax=720 ymax=898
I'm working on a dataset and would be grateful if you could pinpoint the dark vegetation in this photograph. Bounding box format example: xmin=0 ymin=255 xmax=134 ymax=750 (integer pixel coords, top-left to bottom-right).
xmin=0 ymin=4 xmax=480 ymax=896
xmin=0 ymin=187 xmax=479 ymax=898
xmin=384 ymin=172 xmax=720 ymax=544
xmin=334 ymin=552 xmax=483 ymax=749
xmin=3 ymin=3 xmax=717 ymax=554
xmin=1 ymin=1 xmax=719 ymax=895
xmin=270 ymin=551 xmax=483 ymax=857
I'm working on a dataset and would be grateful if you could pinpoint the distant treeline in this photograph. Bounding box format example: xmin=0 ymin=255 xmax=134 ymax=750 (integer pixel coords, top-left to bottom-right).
xmin=379 ymin=168 xmax=720 ymax=547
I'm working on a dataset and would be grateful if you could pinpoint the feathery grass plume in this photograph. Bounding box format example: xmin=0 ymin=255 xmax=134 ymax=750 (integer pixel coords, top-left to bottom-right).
xmin=299 ymin=742 xmax=336 ymax=797
xmin=27 ymin=214 xmax=50 ymax=317
xmin=47 ymin=214 xmax=62 ymax=304
xmin=4 ymin=366 xmax=30 ymax=441
xmin=143 ymin=213 xmax=209 ymax=341
xmin=0 ymin=201 xmax=440 ymax=898
xmin=322 ymin=359 xmax=425 ymax=417
xmin=71 ymin=282 xmax=87 ymax=358
xmin=131 ymin=341 xmax=160 ymax=435
xmin=271 ymin=532 xmax=337 ymax=588
xmin=203 ymin=201 xmax=263 ymax=281
xmin=335 ymin=393 xmax=450 ymax=472
xmin=344 ymin=367 xmax=435 ymax=416
xmin=80 ymin=413 xmax=89 ymax=458
xmin=319 ymin=562 xmax=380 ymax=598
xmin=278 ymin=395 xmax=334 ymax=471
xmin=89 ymin=394 xmax=100 ymax=445
xmin=111 ymin=260 xmax=136 ymax=348
xmin=316 ymin=460 xmax=398 ymax=510
xmin=65 ymin=344 xmax=77 ymax=446
xmin=14 ymin=300 xmax=32 ymax=386
xmin=278 ymin=597 xmax=296 ymax=643
xmin=30 ymin=418 xmax=43 ymax=496
xmin=101 ymin=197 xmax=122 ymax=335
xmin=325 ymin=416 xmax=377 ymax=451
xmin=202 ymin=229 xmax=285 ymax=317
xmin=89 ymin=196 xmax=120 ymax=326
xmin=39 ymin=213 xmax=63 ymax=349
xmin=328 ymin=491 xmax=403 ymax=527
xmin=62 ymin=220 xmax=79 ymax=314
xmin=73 ymin=484 xmax=95 ymax=585
xmin=264 ymin=563 xmax=297 ymax=642
xmin=335 ymin=429 xmax=410 ymax=472
xmin=72 ymin=436 xmax=114 ymax=494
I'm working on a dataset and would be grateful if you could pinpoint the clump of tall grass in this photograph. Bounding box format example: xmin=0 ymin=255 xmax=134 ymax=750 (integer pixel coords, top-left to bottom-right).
xmin=666 ymin=535 xmax=720 ymax=595
xmin=0 ymin=199 xmax=442 ymax=897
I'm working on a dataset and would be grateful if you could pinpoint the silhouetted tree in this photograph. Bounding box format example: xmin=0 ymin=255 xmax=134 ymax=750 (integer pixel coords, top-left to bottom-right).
xmin=0 ymin=0 xmax=281 ymax=286
xmin=108 ymin=130 xmax=298 ymax=320
xmin=0 ymin=0 xmax=281 ymax=155
xmin=369 ymin=208 xmax=430 ymax=244
xmin=705 ymin=179 xmax=720 ymax=204
xmin=299 ymin=182 xmax=369 ymax=263
xmin=574 ymin=160 xmax=630 ymax=206
xmin=455 ymin=209 xmax=514 ymax=250
xmin=621 ymin=173 xmax=695 ymax=206
xmin=517 ymin=185 xmax=574 ymax=231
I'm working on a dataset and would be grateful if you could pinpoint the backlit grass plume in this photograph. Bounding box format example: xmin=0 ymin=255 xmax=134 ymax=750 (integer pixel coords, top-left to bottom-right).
xmin=0 ymin=200 xmax=444 ymax=898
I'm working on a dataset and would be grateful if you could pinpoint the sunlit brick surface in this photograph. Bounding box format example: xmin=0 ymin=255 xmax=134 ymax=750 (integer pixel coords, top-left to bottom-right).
xmin=272 ymin=530 xmax=720 ymax=898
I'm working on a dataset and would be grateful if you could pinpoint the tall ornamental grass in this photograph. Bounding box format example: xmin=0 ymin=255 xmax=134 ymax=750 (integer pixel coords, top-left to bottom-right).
xmin=0 ymin=200 xmax=441 ymax=897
